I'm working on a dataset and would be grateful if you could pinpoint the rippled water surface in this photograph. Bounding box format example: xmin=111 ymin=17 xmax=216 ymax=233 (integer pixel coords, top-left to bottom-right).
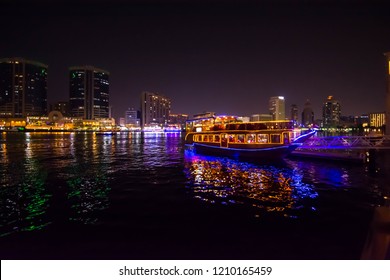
xmin=0 ymin=132 xmax=389 ymax=259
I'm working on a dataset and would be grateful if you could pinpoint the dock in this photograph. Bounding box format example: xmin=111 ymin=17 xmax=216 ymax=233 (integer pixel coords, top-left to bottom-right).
xmin=290 ymin=135 xmax=390 ymax=163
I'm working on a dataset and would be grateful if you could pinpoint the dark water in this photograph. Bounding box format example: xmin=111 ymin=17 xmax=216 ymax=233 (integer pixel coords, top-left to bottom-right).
xmin=0 ymin=131 xmax=389 ymax=259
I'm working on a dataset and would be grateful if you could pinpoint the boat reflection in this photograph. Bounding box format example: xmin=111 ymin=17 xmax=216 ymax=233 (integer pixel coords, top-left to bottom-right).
xmin=184 ymin=150 xmax=318 ymax=218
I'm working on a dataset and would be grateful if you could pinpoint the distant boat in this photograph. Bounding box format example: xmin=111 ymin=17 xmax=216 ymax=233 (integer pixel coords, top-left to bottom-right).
xmin=185 ymin=115 xmax=315 ymax=161
xmin=95 ymin=131 xmax=115 ymax=135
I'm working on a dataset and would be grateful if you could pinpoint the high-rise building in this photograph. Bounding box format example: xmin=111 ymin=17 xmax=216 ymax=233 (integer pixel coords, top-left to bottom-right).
xmin=290 ymin=104 xmax=298 ymax=123
xmin=268 ymin=96 xmax=285 ymax=120
xmin=140 ymin=91 xmax=171 ymax=128
xmin=301 ymin=99 xmax=314 ymax=127
xmin=125 ymin=107 xmax=140 ymax=127
xmin=385 ymin=52 xmax=390 ymax=135
xmin=69 ymin=66 xmax=109 ymax=120
xmin=322 ymin=95 xmax=341 ymax=127
xmin=0 ymin=57 xmax=48 ymax=117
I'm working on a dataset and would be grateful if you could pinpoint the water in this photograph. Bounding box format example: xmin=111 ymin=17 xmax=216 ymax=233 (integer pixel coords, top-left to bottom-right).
xmin=0 ymin=131 xmax=389 ymax=259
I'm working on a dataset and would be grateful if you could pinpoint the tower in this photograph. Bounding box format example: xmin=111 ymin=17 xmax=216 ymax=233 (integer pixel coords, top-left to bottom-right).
xmin=322 ymin=96 xmax=341 ymax=127
xmin=268 ymin=96 xmax=285 ymax=120
xmin=0 ymin=57 xmax=48 ymax=117
xmin=69 ymin=66 xmax=109 ymax=120
xmin=302 ymin=99 xmax=314 ymax=127
xmin=290 ymin=104 xmax=298 ymax=123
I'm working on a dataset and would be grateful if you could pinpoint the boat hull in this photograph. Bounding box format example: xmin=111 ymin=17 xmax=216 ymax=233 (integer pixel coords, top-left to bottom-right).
xmin=188 ymin=142 xmax=295 ymax=161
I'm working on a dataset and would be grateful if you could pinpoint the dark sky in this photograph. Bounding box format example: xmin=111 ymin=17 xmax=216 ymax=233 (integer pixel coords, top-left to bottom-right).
xmin=1 ymin=0 xmax=390 ymax=120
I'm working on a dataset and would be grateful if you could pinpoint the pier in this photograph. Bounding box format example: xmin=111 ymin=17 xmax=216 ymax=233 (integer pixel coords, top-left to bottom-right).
xmin=291 ymin=135 xmax=390 ymax=163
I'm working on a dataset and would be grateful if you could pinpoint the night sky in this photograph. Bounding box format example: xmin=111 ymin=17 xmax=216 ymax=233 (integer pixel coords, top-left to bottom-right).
xmin=1 ymin=0 xmax=390 ymax=120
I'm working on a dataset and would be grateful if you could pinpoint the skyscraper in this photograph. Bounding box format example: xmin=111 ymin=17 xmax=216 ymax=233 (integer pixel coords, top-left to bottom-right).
xmin=140 ymin=91 xmax=171 ymax=128
xmin=0 ymin=57 xmax=48 ymax=117
xmin=69 ymin=66 xmax=109 ymax=119
xmin=322 ymin=96 xmax=341 ymax=127
xmin=385 ymin=52 xmax=390 ymax=135
xmin=301 ymin=99 xmax=314 ymax=127
xmin=290 ymin=104 xmax=298 ymax=123
xmin=268 ymin=96 xmax=285 ymax=120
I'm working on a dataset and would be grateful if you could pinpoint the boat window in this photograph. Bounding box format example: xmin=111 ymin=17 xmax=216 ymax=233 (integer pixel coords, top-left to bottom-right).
xmin=203 ymin=135 xmax=209 ymax=142
xmin=253 ymin=123 xmax=267 ymax=130
xmin=214 ymin=135 xmax=220 ymax=142
xmin=246 ymin=123 xmax=254 ymax=130
xmin=246 ymin=133 xmax=256 ymax=143
xmin=228 ymin=134 xmax=236 ymax=143
xmin=270 ymin=134 xmax=281 ymax=143
xmin=237 ymin=134 xmax=245 ymax=143
xmin=238 ymin=124 xmax=246 ymax=130
xmin=257 ymin=134 xmax=268 ymax=143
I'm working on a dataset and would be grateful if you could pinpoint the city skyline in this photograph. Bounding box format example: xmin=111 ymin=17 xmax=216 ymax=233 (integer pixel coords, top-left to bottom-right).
xmin=1 ymin=0 xmax=390 ymax=119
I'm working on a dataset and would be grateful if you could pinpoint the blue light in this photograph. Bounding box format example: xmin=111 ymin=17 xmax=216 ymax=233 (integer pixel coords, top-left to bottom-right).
xmin=183 ymin=152 xmax=319 ymax=218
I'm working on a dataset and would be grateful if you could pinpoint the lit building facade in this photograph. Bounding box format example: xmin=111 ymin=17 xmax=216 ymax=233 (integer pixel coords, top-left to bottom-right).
xmin=125 ymin=107 xmax=140 ymax=127
xmin=140 ymin=91 xmax=171 ymax=128
xmin=69 ymin=66 xmax=109 ymax=120
xmin=322 ymin=96 xmax=341 ymax=127
xmin=301 ymin=99 xmax=314 ymax=127
xmin=269 ymin=96 xmax=285 ymax=120
xmin=369 ymin=112 xmax=385 ymax=128
xmin=0 ymin=57 xmax=48 ymax=117
xmin=385 ymin=52 xmax=390 ymax=135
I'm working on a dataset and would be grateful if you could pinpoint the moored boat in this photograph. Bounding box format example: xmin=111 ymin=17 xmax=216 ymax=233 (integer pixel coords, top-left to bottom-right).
xmin=185 ymin=115 xmax=315 ymax=161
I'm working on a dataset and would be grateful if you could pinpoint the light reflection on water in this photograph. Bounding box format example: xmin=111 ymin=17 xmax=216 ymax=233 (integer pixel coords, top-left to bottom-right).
xmin=184 ymin=150 xmax=318 ymax=217
xmin=0 ymin=131 xmax=388 ymax=242
xmin=0 ymin=156 xmax=50 ymax=237
xmin=0 ymin=132 xmax=184 ymax=237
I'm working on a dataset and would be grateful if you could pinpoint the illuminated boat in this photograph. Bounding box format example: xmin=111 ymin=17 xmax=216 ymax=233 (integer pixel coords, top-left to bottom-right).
xmin=185 ymin=115 xmax=315 ymax=160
